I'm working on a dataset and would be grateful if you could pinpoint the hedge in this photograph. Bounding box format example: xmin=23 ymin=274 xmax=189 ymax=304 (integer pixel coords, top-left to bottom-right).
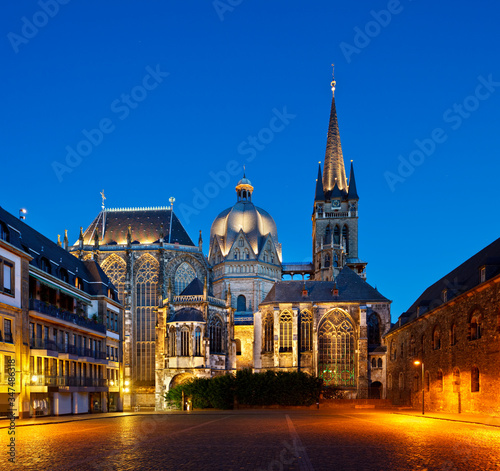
xmin=164 ymin=369 xmax=322 ymax=409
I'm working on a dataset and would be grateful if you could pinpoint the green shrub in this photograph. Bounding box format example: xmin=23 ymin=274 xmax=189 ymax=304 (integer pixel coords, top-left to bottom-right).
xmin=164 ymin=370 xmax=322 ymax=409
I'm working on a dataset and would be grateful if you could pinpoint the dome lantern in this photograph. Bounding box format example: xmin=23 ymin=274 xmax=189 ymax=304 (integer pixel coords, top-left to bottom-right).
xmin=235 ymin=173 xmax=253 ymax=202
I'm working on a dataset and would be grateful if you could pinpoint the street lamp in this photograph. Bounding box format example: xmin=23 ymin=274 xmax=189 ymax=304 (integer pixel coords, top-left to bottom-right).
xmin=414 ymin=360 xmax=424 ymax=415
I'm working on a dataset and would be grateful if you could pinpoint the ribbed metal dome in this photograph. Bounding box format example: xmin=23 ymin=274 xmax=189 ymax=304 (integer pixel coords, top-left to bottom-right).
xmin=210 ymin=178 xmax=279 ymax=256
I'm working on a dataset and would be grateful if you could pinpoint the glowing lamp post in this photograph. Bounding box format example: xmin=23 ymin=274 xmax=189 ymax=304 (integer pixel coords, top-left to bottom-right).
xmin=414 ymin=360 xmax=424 ymax=415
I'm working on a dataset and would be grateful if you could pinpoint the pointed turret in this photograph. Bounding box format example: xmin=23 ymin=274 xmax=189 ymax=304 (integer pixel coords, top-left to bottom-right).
xmin=198 ymin=230 xmax=203 ymax=252
xmin=57 ymin=234 xmax=62 ymax=247
xmin=314 ymin=163 xmax=325 ymax=201
xmin=323 ymin=73 xmax=348 ymax=193
xmin=63 ymin=229 xmax=69 ymax=250
xmin=347 ymin=161 xmax=359 ymax=200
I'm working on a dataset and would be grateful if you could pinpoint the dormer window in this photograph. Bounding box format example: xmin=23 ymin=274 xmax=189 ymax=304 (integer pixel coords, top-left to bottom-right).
xmin=0 ymin=223 xmax=9 ymax=242
xmin=40 ymin=257 xmax=51 ymax=274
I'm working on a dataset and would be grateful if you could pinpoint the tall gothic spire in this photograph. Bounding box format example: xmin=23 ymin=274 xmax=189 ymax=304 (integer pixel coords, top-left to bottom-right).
xmin=323 ymin=69 xmax=347 ymax=193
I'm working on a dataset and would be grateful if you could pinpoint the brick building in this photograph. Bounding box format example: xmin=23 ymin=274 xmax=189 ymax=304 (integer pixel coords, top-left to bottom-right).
xmin=385 ymin=237 xmax=500 ymax=415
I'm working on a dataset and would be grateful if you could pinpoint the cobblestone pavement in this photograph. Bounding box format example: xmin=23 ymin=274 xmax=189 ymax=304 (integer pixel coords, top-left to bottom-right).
xmin=3 ymin=410 xmax=500 ymax=470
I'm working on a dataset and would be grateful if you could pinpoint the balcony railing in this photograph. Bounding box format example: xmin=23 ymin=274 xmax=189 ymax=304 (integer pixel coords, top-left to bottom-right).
xmin=31 ymin=375 xmax=108 ymax=388
xmin=29 ymin=299 xmax=106 ymax=334
xmin=30 ymin=338 xmax=107 ymax=361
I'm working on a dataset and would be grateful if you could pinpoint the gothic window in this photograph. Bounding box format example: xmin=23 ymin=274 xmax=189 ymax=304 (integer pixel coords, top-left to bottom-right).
xmin=102 ymin=254 xmax=126 ymax=305
xmin=194 ymin=327 xmax=201 ymax=356
xmin=264 ymin=251 xmax=269 ymax=263
xmin=316 ymin=204 xmax=323 ymax=214
xmin=318 ymin=309 xmax=356 ymax=387
xmin=271 ymin=254 xmax=274 ymax=263
xmin=234 ymin=249 xmax=240 ymax=261
xmin=300 ymin=310 xmax=312 ymax=352
xmin=342 ymin=225 xmax=349 ymax=254
xmin=433 ymin=327 xmax=441 ymax=350
xmin=169 ymin=327 xmax=176 ymax=356
xmin=238 ymin=238 xmax=244 ymax=247
xmin=410 ymin=335 xmax=416 ymax=357
xmin=471 ymin=366 xmax=480 ymax=392
xmin=390 ymin=340 xmax=397 ymax=361
xmin=367 ymin=313 xmax=381 ymax=346
xmin=333 ymin=225 xmax=340 ymax=245
xmin=437 ymin=370 xmax=443 ymax=392
xmin=244 ymin=249 xmax=249 ymax=260
xmin=209 ymin=316 xmax=223 ymax=354
xmin=237 ymin=295 xmax=246 ymax=312
xmin=413 ymin=373 xmax=419 ymax=393
xmin=378 ymin=358 xmax=382 ymax=368
xmin=174 ymin=262 xmax=195 ymax=295
xmin=279 ymin=311 xmax=292 ymax=352
xmin=400 ymin=341 xmax=404 ymax=358
xmin=180 ymin=327 xmax=190 ymax=356
xmin=333 ymin=253 xmax=338 ymax=267
xmin=453 ymin=368 xmax=461 ymax=392
xmin=371 ymin=358 xmax=376 ymax=368
xmin=135 ymin=254 xmax=159 ymax=383
xmin=324 ymin=225 xmax=331 ymax=245
xmin=469 ymin=311 xmax=482 ymax=340
xmin=263 ymin=313 xmax=273 ymax=353
xmin=324 ymin=254 xmax=330 ymax=268
xmin=450 ymin=323 xmax=457 ymax=346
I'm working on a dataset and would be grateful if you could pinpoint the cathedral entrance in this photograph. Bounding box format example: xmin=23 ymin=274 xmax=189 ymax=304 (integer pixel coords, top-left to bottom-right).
xmin=318 ymin=309 xmax=356 ymax=387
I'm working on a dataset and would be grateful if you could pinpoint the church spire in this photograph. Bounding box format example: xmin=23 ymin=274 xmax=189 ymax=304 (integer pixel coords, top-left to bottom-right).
xmin=347 ymin=161 xmax=359 ymax=200
xmin=314 ymin=163 xmax=325 ymax=201
xmin=323 ymin=68 xmax=347 ymax=193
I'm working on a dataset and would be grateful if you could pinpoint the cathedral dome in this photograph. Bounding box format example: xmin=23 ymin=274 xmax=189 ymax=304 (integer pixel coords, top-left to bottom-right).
xmin=210 ymin=178 xmax=279 ymax=257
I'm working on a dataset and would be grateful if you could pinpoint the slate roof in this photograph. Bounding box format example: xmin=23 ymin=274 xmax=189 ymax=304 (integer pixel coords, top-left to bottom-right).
xmin=169 ymin=307 xmax=205 ymax=323
xmin=0 ymin=206 xmax=118 ymax=298
xmin=79 ymin=208 xmax=195 ymax=246
xmin=180 ymin=278 xmax=204 ymax=296
xmin=387 ymin=236 xmax=500 ymax=335
xmin=260 ymin=266 xmax=389 ymax=305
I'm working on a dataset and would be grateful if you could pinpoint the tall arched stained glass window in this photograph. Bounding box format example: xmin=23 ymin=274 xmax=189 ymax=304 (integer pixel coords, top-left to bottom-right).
xmin=135 ymin=254 xmax=159 ymax=383
xmin=318 ymin=309 xmax=356 ymax=387
xmin=263 ymin=313 xmax=273 ymax=353
xmin=279 ymin=311 xmax=292 ymax=352
xmin=300 ymin=310 xmax=312 ymax=352
xmin=174 ymin=262 xmax=196 ymax=295
xmin=101 ymin=254 xmax=126 ymax=305
xmin=367 ymin=313 xmax=381 ymax=346
xmin=209 ymin=316 xmax=223 ymax=354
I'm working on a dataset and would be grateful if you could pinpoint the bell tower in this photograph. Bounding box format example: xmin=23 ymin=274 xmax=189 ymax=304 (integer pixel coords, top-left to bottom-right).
xmin=312 ymin=72 xmax=366 ymax=280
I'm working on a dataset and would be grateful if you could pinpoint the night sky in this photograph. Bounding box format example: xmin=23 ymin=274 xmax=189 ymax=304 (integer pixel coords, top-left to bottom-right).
xmin=2 ymin=1 xmax=500 ymax=319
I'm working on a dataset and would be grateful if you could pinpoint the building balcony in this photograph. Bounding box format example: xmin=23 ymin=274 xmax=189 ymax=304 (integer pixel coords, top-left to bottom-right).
xmin=316 ymin=211 xmax=357 ymax=219
xmin=30 ymin=375 xmax=108 ymax=388
xmin=29 ymin=298 xmax=106 ymax=334
xmin=30 ymin=338 xmax=108 ymax=362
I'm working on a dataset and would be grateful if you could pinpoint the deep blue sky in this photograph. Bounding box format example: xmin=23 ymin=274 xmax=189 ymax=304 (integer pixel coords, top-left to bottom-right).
xmin=2 ymin=1 xmax=500 ymax=320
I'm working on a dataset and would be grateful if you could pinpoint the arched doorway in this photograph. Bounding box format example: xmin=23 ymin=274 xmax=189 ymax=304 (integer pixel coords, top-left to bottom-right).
xmin=318 ymin=309 xmax=356 ymax=387
xmin=369 ymin=381 xmax=382 ymax=399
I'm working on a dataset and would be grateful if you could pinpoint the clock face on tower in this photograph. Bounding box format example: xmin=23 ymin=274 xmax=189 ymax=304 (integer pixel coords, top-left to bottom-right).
xmin=332 ymin=199 xmax=341 ymax=208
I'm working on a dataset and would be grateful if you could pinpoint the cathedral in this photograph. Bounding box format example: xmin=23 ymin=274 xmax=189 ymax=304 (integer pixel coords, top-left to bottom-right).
xmin=74 ymin=73 xmax=392 ymax=407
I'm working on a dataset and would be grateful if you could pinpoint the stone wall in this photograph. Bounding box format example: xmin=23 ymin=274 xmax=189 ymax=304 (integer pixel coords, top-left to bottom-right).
xmin=385 ymin=278 xmax=500 ymax=415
